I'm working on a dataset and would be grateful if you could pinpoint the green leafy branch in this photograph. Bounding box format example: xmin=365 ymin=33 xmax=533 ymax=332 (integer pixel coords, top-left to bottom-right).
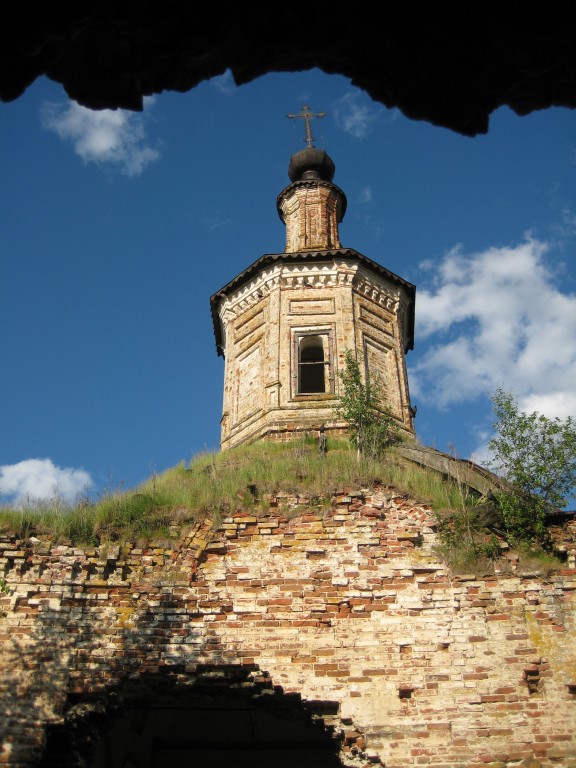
xmin=488 ymin=387 xmax=576 ymax=543
xmin=336 ymin=349 xmax=398 ymax=460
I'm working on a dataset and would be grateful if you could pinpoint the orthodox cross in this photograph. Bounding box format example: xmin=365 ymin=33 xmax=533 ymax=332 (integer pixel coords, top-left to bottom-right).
xmin=287 ymin=104 xmax=326 ymax=148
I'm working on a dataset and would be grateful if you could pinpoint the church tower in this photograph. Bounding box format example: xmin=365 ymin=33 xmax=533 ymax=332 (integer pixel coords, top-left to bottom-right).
xmin=210 ymin=106 xmax=416 ymax=451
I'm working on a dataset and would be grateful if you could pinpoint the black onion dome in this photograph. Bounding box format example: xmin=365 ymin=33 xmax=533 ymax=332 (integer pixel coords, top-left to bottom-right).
xmin=288 ymin=147 xmax=336 ymax=182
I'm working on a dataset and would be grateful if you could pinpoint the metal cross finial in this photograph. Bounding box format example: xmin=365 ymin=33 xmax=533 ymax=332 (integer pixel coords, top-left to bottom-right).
xmin=287 ymin=104 xmax=327 ymax=148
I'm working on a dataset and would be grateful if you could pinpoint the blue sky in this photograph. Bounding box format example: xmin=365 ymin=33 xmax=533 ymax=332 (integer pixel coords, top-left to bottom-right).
xmin=1 ymin=68 xmax=575 ymax=508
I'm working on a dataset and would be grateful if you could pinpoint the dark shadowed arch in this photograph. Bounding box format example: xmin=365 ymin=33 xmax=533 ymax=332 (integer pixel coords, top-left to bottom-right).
xmin=40 ymin=665 xmax=355 ymax=767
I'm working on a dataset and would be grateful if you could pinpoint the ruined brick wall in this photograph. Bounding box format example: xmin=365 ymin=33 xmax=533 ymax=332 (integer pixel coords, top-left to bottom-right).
xmin=1 ymin=490 xmax=576 ymax=767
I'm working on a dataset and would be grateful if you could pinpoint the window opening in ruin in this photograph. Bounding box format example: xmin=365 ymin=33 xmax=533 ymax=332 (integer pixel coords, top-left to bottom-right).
xmin=299 ymin=335 xmax=326 ymax=393
xmin=291 ymin=329 xmax=335 ymax=398
xmin=525 ymin=667 xmax=540 ymax=694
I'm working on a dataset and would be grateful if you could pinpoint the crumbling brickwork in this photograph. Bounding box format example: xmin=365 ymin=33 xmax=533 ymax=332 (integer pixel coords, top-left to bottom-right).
xmin=1 ymin=490 xmax=575 ymax=766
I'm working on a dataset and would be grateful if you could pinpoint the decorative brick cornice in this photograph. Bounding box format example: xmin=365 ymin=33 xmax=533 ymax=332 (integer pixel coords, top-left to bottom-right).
xmin=354 ymin=265 xmax=402 ymax=313
xmin=210 ymin=249 xmax=415 ymax=356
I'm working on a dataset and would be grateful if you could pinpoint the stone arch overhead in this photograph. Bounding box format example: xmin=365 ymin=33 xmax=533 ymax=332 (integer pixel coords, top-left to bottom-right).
xmin=40 ymin=664 xmax=369 ymax=767
xmin=2 ymin=6 xmax=576 ymax=136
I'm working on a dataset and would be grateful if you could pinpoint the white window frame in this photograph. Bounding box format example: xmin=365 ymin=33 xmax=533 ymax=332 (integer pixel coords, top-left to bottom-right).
xmin=291 ymin=328 xmax=335 ymax=398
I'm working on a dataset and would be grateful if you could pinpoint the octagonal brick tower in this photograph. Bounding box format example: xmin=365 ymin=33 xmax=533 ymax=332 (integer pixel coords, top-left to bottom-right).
xmin=210 ymin=134 xmax=416 ymax=451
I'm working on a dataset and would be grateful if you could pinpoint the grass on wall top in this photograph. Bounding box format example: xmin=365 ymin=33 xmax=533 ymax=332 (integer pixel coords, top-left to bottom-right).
xmin=0 ymin=437 xmax=477 ymax=546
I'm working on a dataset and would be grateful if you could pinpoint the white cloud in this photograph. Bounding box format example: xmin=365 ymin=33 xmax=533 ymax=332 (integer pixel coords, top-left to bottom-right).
xmin=209 ymin=70 xmax=236 ymax=94
xmin=0 ymin=459 xmax=93 ymax=507
xmin=333 ymin=92 xmax=398 ymax=139
xmin=468 ymin=432 xmax=493 ymax=468
xmin=409 ymin=236 xmax=576 ymax=421
xmin=41 ymin=97 xmax=160 ymax=176
xmin=202 ymin=211 xmax=233 ymax=231
xmin=358 ymin=186 xmax=373 ymax=205
xmin=334 ymin=92 xmax=379 ymax=139
xmin=556 ymin=205 xmax=576 ymax=238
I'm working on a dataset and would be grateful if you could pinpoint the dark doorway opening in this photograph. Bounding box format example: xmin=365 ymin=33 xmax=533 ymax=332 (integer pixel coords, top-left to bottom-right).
xmin=40 ymin=665 xmax=346 ymax=768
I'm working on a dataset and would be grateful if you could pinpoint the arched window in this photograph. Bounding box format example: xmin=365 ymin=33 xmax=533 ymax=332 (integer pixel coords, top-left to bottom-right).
xmin=298 ymin=335 xmax=326 ymax=394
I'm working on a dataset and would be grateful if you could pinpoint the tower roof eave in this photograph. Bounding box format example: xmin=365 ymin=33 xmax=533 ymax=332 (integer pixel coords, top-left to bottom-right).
xmin=209 ymin=248 xmax=416 ymax=357
xmin=276 ymin=179 xmax=348 ymax=223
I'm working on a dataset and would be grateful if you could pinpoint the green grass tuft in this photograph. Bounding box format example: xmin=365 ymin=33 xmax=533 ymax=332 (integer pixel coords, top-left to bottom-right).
xmin=0 ymin=438 xmax=506 ymax=557
xmin=0 ymin=437 xmax=566 ymax=573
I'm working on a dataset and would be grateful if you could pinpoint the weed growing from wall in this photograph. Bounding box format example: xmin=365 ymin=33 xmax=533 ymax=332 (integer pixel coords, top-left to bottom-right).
xmin=336 ymin=349 xmax=398 ymax=460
